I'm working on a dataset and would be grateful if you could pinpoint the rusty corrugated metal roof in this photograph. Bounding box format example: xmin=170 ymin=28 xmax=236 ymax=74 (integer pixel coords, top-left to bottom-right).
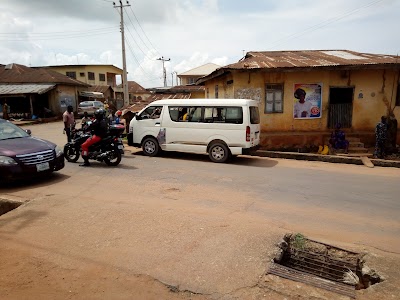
xmin=230 ymin=50 xmax=400 ymax=70
xmin=87 ymin=85 xmax=111 ymax=93
xmin=0 ymin=84 xmax=56 ymax=95
xmin=117 ymin=81 xmax=148 ymax=93
xmin=169 ymin=85 xmax=205 ymax=92
xmin=0 ymin=63 xmax=89 ymax=86
xmin=197 ymin=50 xmax=400 ymax=84
xmin=147 ymin=93 xmax=191 ymax=101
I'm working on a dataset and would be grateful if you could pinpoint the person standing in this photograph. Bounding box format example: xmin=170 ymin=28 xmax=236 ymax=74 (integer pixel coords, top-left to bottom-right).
xmin=63 ymin=105 xmax=75 ymax=142
xmin=374 ymin=116 xmax=388 ymax=159
xmin=2 ymin=101 xmax=9 ymax=120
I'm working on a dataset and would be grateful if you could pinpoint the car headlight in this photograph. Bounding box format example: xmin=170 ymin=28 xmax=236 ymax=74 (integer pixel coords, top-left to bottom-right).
xmin=0 ymin=156 xmax=18 ymax=165
xmin=55 ymin=146 xmax=63 ymax=158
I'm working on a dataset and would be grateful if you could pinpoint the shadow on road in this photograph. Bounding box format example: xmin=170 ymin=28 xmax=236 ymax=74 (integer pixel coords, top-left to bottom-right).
xmin=134 ymin=150 xmax=279 ymax=168
xmin=0 ymin=173 xmax=70 ymax=191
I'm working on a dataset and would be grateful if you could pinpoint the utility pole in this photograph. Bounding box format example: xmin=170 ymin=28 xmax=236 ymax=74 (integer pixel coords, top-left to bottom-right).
xmin=157 ymin=56 xmax=170 ymax=87
xmin=171 ymin=71 xmax=178 ymax=86
xmin=114 ymin=0 xmax=131 ymax=106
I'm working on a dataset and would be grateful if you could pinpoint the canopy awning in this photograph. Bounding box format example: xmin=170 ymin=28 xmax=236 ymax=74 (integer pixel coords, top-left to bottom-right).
xmin=0 ymin=84 xmax=56 ymax=95
xmin=79 ymin=91 xmax=104 ymax=98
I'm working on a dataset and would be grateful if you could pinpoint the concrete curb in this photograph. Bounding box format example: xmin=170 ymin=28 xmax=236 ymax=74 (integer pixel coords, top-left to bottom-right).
xmin=255 ymin=150 xmax=400 ymax=168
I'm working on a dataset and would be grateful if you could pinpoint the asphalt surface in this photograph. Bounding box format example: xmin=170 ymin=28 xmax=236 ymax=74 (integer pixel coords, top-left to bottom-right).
xmin=1 ymin=121 xmax=399 ymax=299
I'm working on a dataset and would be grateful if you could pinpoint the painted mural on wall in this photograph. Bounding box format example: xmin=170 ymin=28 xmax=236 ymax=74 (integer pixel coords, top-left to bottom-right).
xmin=59 ymin=95 xmax=73 ymax=108
xmin=293 ymin=83 xmax=322 ymax=119
xmin=235 ymin=88 xmax=262 ymax=103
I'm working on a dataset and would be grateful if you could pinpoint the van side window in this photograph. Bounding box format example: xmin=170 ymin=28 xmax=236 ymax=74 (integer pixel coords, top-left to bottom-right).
xmin=204 ymin=107 xmax=243 ymax=124
xmin=168 ymin=106 xmax=202 ymax=122
xmin=249 ymin=106 xmax=260 ymax=124
xmin=140 ymin=106 xmax=162 ymax=119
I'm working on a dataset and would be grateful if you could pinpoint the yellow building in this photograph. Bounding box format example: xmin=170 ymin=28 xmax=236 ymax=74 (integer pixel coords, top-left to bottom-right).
xmin=178 ymin=63 xmax=220 ymax=86
xmin=44 ymin=64 xmax=123 ymax=87
xmin=197 ymin=50 xmax=400 ymax=150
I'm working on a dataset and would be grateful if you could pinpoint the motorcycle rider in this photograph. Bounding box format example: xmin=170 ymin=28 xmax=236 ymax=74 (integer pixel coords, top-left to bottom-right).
xmin=80 ymin=109 xmax=108 ymax=167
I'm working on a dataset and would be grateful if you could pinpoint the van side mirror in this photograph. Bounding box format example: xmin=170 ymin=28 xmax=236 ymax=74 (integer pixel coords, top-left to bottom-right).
xmin=25 ymin=129 xmax=32 ymax=135
xmin=135 ymin=114 xmax=142 ymax=121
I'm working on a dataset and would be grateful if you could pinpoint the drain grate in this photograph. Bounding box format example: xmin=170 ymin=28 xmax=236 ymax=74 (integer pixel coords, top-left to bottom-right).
xmin=268 ymin=263 xmax=356 ymax=298
xmin=268 ymin=234 xmax=361 ymax=298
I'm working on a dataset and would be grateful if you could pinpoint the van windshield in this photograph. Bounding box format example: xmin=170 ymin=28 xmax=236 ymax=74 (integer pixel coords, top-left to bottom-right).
xmin=249 ymin=106 xmax=260 ymax=124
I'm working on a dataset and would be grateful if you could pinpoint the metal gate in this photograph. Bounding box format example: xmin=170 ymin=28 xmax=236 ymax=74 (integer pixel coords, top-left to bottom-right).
xmin=328 ymin=103 xmax=353 ymax=128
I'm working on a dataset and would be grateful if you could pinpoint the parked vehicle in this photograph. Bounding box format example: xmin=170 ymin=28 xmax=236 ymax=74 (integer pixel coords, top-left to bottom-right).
xmin=0 ymin=119 xmax=64 ymax=180
xmin=64 ymin=123 xmax=125 ymax=166
xmin=127 ymin=99 xmax=260 ymax=163
xmin=77 ymin=101 xmax=105 ymax=117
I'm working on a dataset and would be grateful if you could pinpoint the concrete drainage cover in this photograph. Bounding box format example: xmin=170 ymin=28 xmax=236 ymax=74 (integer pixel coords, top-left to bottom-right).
xmin=268 ymin=234 xmax=362 ymax=298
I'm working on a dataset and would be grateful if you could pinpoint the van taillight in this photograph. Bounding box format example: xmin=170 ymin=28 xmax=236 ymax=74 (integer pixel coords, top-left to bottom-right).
xmin=246 ymin=126 xmax=250 ymax=142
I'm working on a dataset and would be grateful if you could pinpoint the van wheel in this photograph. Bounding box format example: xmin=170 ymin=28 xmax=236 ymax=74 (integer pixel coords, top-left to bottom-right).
xmin=142 ymin=137 xmax=159 ymax=157
xmin=208 ymin=143 xmax=229 ymax=163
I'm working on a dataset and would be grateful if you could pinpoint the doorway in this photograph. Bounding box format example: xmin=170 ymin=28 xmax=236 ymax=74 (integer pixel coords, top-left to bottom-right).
xmin=328 ymin=87 xmax=354 ymax=128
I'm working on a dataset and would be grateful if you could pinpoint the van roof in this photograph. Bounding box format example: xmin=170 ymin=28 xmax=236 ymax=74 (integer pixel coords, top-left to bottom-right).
xmin=148 ymin=98 xmax=259 ymax=106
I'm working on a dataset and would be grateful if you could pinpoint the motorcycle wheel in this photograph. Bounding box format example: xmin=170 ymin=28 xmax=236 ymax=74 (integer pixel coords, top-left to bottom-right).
xmin=104 ymin=149 xmax=122 ymax=166
xmin=64 ymin=144 xmax=80 ymax=162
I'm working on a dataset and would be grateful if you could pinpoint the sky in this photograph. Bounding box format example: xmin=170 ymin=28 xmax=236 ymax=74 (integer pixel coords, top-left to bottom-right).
xmin=0 ymin=0 xmax=399 ymax=88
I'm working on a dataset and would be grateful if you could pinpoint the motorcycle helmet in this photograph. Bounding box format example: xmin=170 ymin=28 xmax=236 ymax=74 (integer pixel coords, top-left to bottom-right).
xmin=94 ymin=109 xmax=105 ymax=120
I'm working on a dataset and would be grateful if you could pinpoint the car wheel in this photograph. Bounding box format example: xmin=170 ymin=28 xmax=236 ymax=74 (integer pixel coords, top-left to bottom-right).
xmin=208 ymin=142 xmax=229 ymax=163
xmin=142 ymin=137 xmax=159 ymax=157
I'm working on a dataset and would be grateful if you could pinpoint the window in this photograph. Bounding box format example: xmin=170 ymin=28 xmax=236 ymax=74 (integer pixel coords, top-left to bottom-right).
xmin=265 ymin=84 xmax=283 ymax=113
xmin=206 ymin=88 xmax=209 ymax=98
xmin=139 ymin=106 xmax=163 ymax=119
xmin=396 ymin=83 xmax=400 ymax=106
xmin=215 ymin=85 xmax=219 ymax=98
xmin=188 ymin=77 xmax=196 ymax=84
xmin=250 ymin=106 xmax=260 ymax=124
xmin=99 ymin=73 xmax=106 ymax=81
xmin=79 ymin=72 xmax=85 ymax=77
xmin=88 ymin=72 xmax=95 ymax=80
xmin=168 ymin=106 xmax=243 ymax=124
xmin=66 ymin=71 xmax=76 ymax=79
xmin=168 ymin=106 xmax=202 ymax=122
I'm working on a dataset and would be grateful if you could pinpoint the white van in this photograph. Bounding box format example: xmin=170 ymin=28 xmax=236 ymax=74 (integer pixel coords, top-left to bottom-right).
xmin=127 ymin=99 xmax=260 ymax=163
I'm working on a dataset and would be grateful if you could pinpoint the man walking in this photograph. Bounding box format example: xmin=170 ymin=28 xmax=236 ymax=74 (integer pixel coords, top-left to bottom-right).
xmin=374 ymin=116 xmax=388 ymax=159
xmin=63 ymin=105 xmax=75 ymax=142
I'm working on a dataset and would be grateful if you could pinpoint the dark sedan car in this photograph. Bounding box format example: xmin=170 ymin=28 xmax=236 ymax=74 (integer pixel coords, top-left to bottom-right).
xmin=0 ymin=119 xmax=64 ymax=180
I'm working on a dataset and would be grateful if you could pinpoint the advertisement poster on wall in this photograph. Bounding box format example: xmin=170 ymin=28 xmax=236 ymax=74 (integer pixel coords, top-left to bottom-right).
xmin=293 ymin=83 xmax=322 ymax=119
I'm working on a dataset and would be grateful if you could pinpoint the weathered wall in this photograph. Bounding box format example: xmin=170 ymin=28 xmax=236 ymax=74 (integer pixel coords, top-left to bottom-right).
xmin=49 ymin=85 xmax=78 ymax=115
xmin=190 ymin=90 xmax=206 ymax=98
xmin=203 ymin=68 xmax=399 ymax=148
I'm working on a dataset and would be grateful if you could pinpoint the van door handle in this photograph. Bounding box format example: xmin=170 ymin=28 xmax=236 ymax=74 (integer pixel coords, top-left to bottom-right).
xmin=155 ymin=122 xmax=161 ymax=126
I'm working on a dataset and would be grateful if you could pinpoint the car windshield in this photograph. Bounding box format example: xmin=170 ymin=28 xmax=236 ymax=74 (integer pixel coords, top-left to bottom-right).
xmin=0 ymin=121 xmax=30 ymax=140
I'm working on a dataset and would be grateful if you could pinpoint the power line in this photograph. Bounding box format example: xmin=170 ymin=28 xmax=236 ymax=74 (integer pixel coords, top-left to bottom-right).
xmin=123 ymin=7 xmax=153 ymax=54
xmin=267 ymin=0 xmax=386 ymax=50
xmin=128 ymin=6 xmax=160 ymax=55
xmin=0 ymin=29 xmax=117 ymax=42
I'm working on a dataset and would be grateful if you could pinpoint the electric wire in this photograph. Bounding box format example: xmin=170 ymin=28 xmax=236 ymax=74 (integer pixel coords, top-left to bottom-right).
xmin=113 ymin=8 xmax=160 ymax=84
xmin=128 ymin=6 xmax=160 ymax=55
xmin=267 ymin=0 xmax=386 ymax=50
xmin=123 ymin=7 xmax=154 ymax=55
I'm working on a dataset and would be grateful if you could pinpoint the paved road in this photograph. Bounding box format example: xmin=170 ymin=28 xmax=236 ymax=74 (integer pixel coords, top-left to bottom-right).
xmin=1 ymin=121 xmax=399 ymax=299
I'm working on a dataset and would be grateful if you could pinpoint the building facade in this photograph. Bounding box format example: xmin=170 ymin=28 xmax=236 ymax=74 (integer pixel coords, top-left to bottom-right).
xmin=197 ymin=50 xmax=400 ymax=149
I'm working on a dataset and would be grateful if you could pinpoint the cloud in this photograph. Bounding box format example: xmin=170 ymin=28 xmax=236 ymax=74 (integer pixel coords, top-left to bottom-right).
xmin=0 ymin=0 xmax=399 ymax=88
